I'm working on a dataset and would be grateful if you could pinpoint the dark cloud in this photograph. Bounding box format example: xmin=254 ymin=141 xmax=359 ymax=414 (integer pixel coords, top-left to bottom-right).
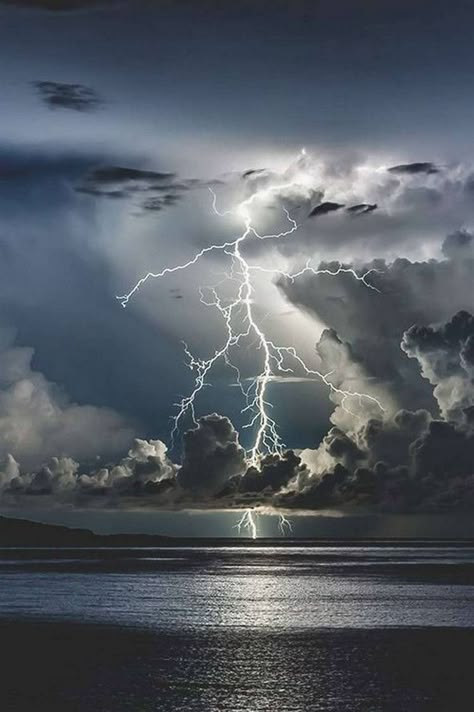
xmin=177 ymin=414 xmax=246 ymax=494
xmin=81 ymin=166 xmax=175 ymax=185
xmin=281 ymin=311 xmax=474 ymax=513
xmin=387 ymin=162 xmax=440 ymax=175
xmin=358 ymin=409 xmax=431 ymax=468
xmin=279 ymin=410 xmax=474 ymax=514
xmin=442 ymin=229 xmax=474 ymax=260
xmin=278 ymin=244 xmax=474 ymax=415
xmin=323 ymin=427 xmax=365 ymax=469
xmin=242 ymin=168 xmax=266 ymax=179
xmin=77 ymin=164 xmax=203 ymax=212
xmin=308 ymin=201 xmax=345 ymax=217
xmin=401 ymin=310 xmax=474 ymax=422
xmin=346 ymin=203 xmax=378 ymax=215
xmin=2 ymin=302 xmax=474 ymax=515
xmin=0 ymin=414 xmax=244 ymax=508
xmin=32 ymin=81 xmax=101 ymax=111
xmin=411 ymin=419 xmax=474 ymax=481
xmin=1 ymin=146 xmax=473 ymax=515
xmin=276 ymin=464 xmax=350 ymax=511
xmin=235 ymin=450 xmax=306 ymax=495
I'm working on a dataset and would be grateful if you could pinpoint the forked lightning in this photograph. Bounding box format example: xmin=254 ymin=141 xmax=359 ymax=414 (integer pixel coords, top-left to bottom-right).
xmin=118 ymin=152 xmax=384 ymax=537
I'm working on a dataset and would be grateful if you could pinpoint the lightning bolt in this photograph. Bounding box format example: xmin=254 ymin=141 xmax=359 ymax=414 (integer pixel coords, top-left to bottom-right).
xmin=235 ymin=508 xmax=258 ymax=539
xmin=278 ymin=513 xmax=293 ymax=536
xmin=117 ymin=151 xmax=385 ymax=534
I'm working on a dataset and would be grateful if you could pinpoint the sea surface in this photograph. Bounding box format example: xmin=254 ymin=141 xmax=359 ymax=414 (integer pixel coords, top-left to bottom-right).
xmin=1 ymin=545 xmax=473 ymax=710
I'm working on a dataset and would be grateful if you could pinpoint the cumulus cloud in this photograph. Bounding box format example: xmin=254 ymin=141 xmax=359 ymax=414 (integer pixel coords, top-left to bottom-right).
xmin=177 ymin=414 xmax=247 ymax=494
xmin=232 ymin=450 xmax=306 ymax=497
xmin=78 ymin=437 xmax=177 ymax=499
xmin=32 ymin=81 xmax=101 ymax=111
xmin=1 ymin=310 xmax=473 ymax=513
xmin=0 ymin=412 xmax=305 ymax=510
xmin=1 ymin=144 xmax=474 ymax=515
xmin=402 ymin=310 xmax=474 ymax=422
xmin=225 ymin=153 xmax=474 ymax=264
xmin=0 ymin=329 xmax=134 ymax=468
xmin=3 ymin=296 xmax=473 ymax=514
xmin=0 ymin=413 xmax=245 ymax=507
xmin=278 ymin=234 xmax=474 ymax=415
xmin=280 ymin=311 xmax=474 ymax=513
xmin=1 ymin=437 xmax=177 ymax=505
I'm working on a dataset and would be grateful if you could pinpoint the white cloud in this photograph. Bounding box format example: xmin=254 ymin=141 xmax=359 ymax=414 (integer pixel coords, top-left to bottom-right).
xmin=0 ymin=328 xmax=135 ymax=468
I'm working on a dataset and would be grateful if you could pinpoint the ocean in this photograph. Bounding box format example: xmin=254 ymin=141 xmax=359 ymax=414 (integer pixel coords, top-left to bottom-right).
xmin=1 ymin=545 xmax=473 ymax=710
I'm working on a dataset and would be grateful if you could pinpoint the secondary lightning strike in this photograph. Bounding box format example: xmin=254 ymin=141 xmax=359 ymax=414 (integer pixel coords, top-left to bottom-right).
xmin=235 ymin=509 xmax=258 ymax=539
xmin=278 ymin=514 xmax=293 ymax=535
xmin=118 ymin=152 xmax=385 ymax=534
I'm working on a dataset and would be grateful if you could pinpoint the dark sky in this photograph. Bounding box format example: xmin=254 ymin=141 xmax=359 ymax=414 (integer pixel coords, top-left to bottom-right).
xmin=1 ymin=0 xmax=474 ymax=535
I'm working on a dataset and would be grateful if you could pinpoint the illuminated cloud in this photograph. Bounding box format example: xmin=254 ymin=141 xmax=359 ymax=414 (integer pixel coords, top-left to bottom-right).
xmin=0 ymin=329 xmax=134 ymax=469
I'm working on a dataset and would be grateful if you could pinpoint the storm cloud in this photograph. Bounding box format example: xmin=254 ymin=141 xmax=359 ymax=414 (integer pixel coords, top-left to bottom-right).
xmin=33 ymin=81 xmax=101 ymax=111
xmin=177 ymin=414 xmax=247 ymax=495
xmin=387 ymin=162 xmax=440 ymax=176
xmin=278 ymin=231 xmax=474 ymax=416
xmin=2 ymin=0 xmax=474 ymax=532
xmin=402 ymin=310 xmax=474 ymax=422
xmin=308 ymin=202 xmax=345 ymax=218
xmin=77 ymin=164 xmax=199 ymax=212
xmin=1 ymin=308 xmax=473 ymax=514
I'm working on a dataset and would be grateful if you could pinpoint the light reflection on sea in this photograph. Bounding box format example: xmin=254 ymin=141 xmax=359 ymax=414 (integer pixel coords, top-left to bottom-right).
xmin=0 ymin=546 xmax=473 ymax=629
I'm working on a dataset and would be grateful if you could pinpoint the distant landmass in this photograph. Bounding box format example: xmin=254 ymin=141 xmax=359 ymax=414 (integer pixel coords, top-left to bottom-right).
xmin=1 ymin=515 xmax=474 ymax=547
xmin=0 ymin=515 xmax=176 ymax=547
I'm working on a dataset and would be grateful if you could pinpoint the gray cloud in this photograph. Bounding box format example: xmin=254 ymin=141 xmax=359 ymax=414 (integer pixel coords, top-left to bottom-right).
xmin=387 ymin=162 xmax=440 ymax=175
xmin=402 ymin=310 xmax=474 ymax=422
xmin=225 ymin=155 xmax=474 ymax=264
xmin=2 ymin=311 xmax=473 ymax=514
xmin=346 ymin=203 xmax=378 ymax=215
xmin=177 ymin=414 xmax=247 ymax=495
xmin=1 ymin=438 xmax=177 ymax=505
xmin=233 ymin=450 xmax=306 ymax=496
xmin=1 ymin=149 xmax=473 ymax=514
xmin=0 ymin=413 xmax=245 ymax=508
xmin=0 ymin=329 xmax=134 ymax=469
xmin=76 ymin=164 xmax=214 ymax=212
xmin=32 ymin=81 xmax=101 ymax=111
xmin=442 ymin=229 xmax=474 ymax=260
xmin=282 ymin=310 xmax=474 ymax=513
xmin=308 ymin=201 xmax=345 ymax=217
xmin=278 ymin=236 xmax=474 ymax=415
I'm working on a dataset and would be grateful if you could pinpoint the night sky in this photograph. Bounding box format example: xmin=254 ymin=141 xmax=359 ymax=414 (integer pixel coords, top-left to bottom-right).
xmin=1 ymin=0 xmax=474 ymax=536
